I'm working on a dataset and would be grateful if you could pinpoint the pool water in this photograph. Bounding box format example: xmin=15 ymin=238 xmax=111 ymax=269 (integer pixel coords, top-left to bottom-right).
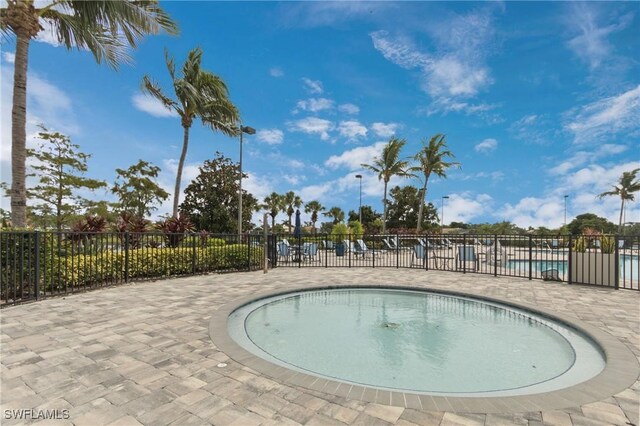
xmin=507 ymin=254 xmax=638 ymax=280
xmin=228 ymin=288 xmax=605 ymax=396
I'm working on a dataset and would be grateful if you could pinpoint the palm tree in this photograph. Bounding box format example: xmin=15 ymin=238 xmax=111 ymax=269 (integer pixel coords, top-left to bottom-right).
xmin=598 ymin=168 xmax=640 ymax=233
xmin=263 ymin=192 xmax=282 ymax=230
xmin=323 ymin=206 xmax=345 ymax=225
xmin=1 ymin=0 xmax=178 ymax=227
xmin=281 ymin=191 xmax=302 ymax=233
xmin=304 ymin=201 xmax=325 ymax=233
xmin=142 ymin=47 xmax=240 ymax=217
xmin=411 ymin=134 xmax=460 ymax=233
xmin=361 ymin=137 xmax=413 ymax=233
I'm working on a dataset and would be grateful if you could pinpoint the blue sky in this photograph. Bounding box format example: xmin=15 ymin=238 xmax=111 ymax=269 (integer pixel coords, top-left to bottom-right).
xmin=1 ymin=1 xmax=639 ymax=228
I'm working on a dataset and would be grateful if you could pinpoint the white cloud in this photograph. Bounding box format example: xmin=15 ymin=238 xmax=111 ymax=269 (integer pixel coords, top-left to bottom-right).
xmin=34 ymin=18 xmax=63 ymax=47
xmin=508 ymin=114 xmax=554 ymax=145
xmin=371 ymin=122 xmax=399 ymax=138
xmin=2 ymin=52 xmax=15 ymax=64
xmin=132 ymin=93 xmax=178 ymax=118
xmin=370 ymin=9 xmax=496 ymax=115
xmin=325 ymin=142 xmax=387 ymax=170
xmin=474 ymin=138 xmax=497 ymax=153
xmin=338 ymin=103 xmax=360 ymax=115
xmin=338 ymin=120 xmax=367 ymax=140
xmin=243 ymin=172 xmax=274 ymax=202
xmin=286 ymin=117 xmax=334 ymax=141
xmin=256 ymin=129 xmax=284 ymax=145
xmin=269 ymin=67 xmax=284 ymax=77
xmin=565 ymin=4 xmax=633 ymax=69
xmin=564 ymin=85 xmax=640 ymax=144
xmin=279 ymin=2 xmax=393 ymax=28
xmin=548 ymin=144 xmax=628 ymax=176
xmin=302 ymin=78 xmax=323 ymax=94
xmin=442 ymin=193 xmax=493 ymax=225
xmin=295 ymin=97 xmax=334 ymax=113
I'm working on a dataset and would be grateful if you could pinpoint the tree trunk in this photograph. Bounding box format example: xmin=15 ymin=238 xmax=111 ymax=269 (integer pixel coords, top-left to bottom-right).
xmin=11 ymin=32 xmax=31 ymax=228
xmin=382 ymin=180 xmax=388 ymax=234
xmin=173 ymin=125 xmax=191 ymax=217
xmin=415 ymin=178 xmax=429 ymax=234
xmin=619 ymin=198 xmax=625 ymax=234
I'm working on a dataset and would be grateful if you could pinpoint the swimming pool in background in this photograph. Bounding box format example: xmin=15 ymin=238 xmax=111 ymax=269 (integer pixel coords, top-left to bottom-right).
xmin=228 ymin=288 xmax=605 ymax=396
xmin=507 ymin=254 xmax=638 ymax=280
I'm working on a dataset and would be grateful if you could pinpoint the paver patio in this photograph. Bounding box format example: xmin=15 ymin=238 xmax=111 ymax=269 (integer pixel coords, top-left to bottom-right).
xmin=1 ymin=269 xmax=638 ymax=425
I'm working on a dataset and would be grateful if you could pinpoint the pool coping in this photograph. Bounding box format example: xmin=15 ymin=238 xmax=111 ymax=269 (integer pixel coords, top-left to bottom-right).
xmin=208 ymin=282 xmax=640 ymax=413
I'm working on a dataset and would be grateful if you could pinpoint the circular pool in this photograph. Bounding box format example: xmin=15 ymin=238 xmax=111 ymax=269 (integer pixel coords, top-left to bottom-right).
xmin=227 ymin=288 xmax=605 ymax=396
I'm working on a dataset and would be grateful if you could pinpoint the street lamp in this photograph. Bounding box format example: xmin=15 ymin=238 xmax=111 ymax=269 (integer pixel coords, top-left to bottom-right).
xmin=441 ymin=196 xmax=449 ymax=229
xmin=238 ymin=125 xmax=256 ymax=238
xmin=564 ymin=195 xmax=569 ymax=227
xmin=355 ymin=174 xmax=362 ymax=224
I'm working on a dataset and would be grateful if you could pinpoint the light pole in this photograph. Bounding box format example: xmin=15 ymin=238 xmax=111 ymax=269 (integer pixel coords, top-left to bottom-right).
xmin=441 ymin=195 xmax=449 ymax=229
xmin=355 ymin=174 xmax=362 ymax=224
xmin=564 ymin=195 xmax=569 ymax=228
xmin=238 ymin=125 xmax=256 ymax=238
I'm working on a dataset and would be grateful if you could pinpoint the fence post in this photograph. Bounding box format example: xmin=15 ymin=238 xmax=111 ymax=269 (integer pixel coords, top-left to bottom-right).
xmin=34 ymin=231 xmax=40 ymax=300
xmin=396 ymin=233 xmax=399 ymax=268
xmin=568 ymin=235 xmax=573 ymax=284
xmin=124 ymin=232 xmax=129 ymax=283
xmin=614 ymin=235 xmax=619 ymax=290
xmin=325 ymin=234 xmax=328 ymax=267
xmin=528 ymin=235 xmax=532 ymax=280
xmin=495 ymin=234 xmax=499 ymax=277
xmin=425 ymin=235 xmax=429 ymax=271
xmin=462 ymin=235 xmax=466 ymax=274
xmin=263 ymin=214 xmax=268 ymax=273
xmin=247 ymin=234 xmax=252 ymax=271
xmin=192 ymin=233 xmax=197 ymax=274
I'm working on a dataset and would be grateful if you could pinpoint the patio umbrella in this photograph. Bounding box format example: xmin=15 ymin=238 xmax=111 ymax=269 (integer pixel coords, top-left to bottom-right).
xmin=293 ymin=209 xmax=302 ymax=238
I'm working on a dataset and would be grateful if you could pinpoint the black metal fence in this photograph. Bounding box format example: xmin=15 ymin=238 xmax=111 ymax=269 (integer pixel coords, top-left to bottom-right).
xmin=1 ymin=231 xmax=264 ymax=306
xmin=2 ymin=231 xmax=638 ymax=306
xmin=272 ymin=233 xmax=640 ymax=291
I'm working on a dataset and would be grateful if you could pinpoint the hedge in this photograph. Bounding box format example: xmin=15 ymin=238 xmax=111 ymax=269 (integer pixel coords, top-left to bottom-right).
xmin=41 ymin=244 xmax=263 ymax=290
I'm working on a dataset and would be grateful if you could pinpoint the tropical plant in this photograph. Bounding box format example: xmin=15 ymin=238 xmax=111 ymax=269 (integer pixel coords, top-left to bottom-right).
xmin=331 ymin=223 xmax=350 ymax=243
xmin=281 ymin=191 xmax=302 ymax=233
xmin=263 ymin=192 xmax=283 ymax=230
xmin=597 ymin=168 xmax=640 ymax=233
xmin=411 ymin=134 xmax=460 ymax=233
xmin=1 ymin=0 xmax=178 ymax=228
xmin=361 ymin=137 xmax=413 ymax=233
xmin=27 ymin=127 xmax=107 ymax=231
xmin=304 ymin=201 xmax=324 ymax=234
xmin=156 ymin=213 xmax=194 ymax=248
xmin=114 ymin=212 xmax=149 ymax=249
xmin=112 ymin=160 xmax=169 ymax=218
xmin=323 ymin=206 xmax=345 ymax=225
xmin=142 ymin=47 xmax=240 ymax=217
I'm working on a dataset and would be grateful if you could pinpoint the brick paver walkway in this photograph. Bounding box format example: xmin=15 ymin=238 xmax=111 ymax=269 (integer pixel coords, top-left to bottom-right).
xmin=1 ymin=269 xmax=638 ymax=425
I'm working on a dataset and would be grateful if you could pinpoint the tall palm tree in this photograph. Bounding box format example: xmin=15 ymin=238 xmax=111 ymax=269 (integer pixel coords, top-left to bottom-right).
xmin=263 ymin=192 xmax=282 ymax=230
xmin=281 ymin=191 xmax=302 ymax=233
xmin=1 ymin=0 xmax=178 ymax=228
xmin=323 ymin=206 xmax=345 ymax=225
xmin=142 ymin=47 xmax=240 ymax=217
xmin=361 ymin=137 xmax=413 ymax=233
xmin=411 ymin=134 xmax=460 ymax=233
xmin=598 ymin=168 xmax=640 ymax=233
xmin=304 ymin=201 xmax=324 ymax=234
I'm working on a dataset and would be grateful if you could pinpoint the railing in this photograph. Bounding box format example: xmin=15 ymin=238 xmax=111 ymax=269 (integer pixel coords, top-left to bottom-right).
xmin=2 ymin=231 xmax=638 ymax=306
xmin=272 ymin=233 xmax=640 ymax=291
xmin=1 ymin=231 xmax=264 ymax=306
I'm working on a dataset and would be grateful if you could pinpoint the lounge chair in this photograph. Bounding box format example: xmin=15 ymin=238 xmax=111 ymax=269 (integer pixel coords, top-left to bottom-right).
xmin=277 ymin=242 xmax=291 ymax=263
xmin=354 ymin=239 xmax=372 ymax=258
xmin=411 ymin=244 xmax=427 ymax=267
xmin=342 ymin=240 xmax=357 ymax=254
xmin=456 ymin=246 xmax=479 ymax=271
xmin=303 ymin=243 xmax=319 ymax=262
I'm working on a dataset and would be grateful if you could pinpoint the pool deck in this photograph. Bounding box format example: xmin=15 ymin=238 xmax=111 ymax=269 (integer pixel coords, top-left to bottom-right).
xmin=1 ymin=269 xmax=639 ymax=425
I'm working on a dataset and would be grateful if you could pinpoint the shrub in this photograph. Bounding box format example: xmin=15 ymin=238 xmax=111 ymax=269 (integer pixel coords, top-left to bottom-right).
xmin=600 ymin=236 xmax=615 ymax=254
xmin=573 ymin=236 xmax=587 ymax=252
xmin=156 ymin=214 xmax=194 ymax=248
xmin=44 ymin=244 xmax=263 ymax=290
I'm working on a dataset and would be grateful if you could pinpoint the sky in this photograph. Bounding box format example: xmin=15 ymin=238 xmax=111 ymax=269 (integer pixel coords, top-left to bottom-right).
xmin=1 ymin=1 xmax=639 ymax=229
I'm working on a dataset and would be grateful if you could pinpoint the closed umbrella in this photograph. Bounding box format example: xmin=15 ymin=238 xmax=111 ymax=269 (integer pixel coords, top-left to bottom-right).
xmin=293 ymin=209 xmax=302 ymax=238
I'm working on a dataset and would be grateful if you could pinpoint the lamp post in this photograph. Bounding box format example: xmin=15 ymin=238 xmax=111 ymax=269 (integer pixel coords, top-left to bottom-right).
xmin=355 ymin=174 xmax=362 ymax=224
xmin=564 ymin=195 xmax=569 ymax=228
xmin=238 ymin=125 xmax=256 ymax=238
xmin=441 ymin=195 xmax=449 ymax=229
